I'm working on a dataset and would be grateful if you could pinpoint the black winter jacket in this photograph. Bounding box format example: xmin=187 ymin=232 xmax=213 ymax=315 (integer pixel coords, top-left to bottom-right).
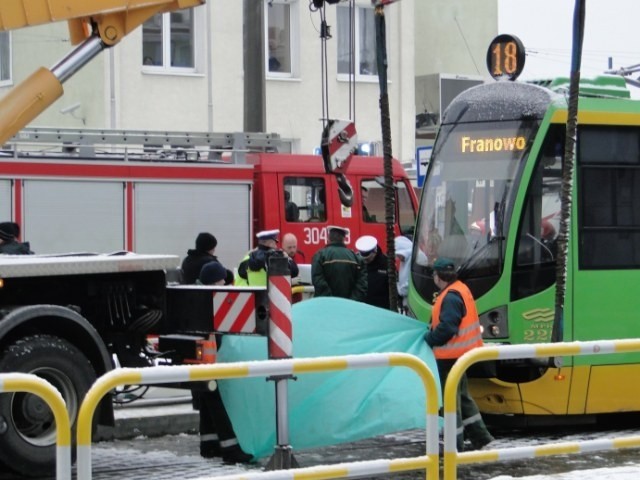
xmin=181 ymin=250 xmax=216 ymax=284
xmin=363 ymin=248 xmax=390 ymax=309
xmin=0 ymin=241 xmax=33 ymax=255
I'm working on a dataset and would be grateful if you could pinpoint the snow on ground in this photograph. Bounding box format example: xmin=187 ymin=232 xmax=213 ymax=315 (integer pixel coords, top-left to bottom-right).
xmin=113 ymin=401 xmax=194 ymax=418
xmin=490 ymin=464 xmax=640 ymax=480
xmin=91 ymin=442 xmax=252 ymax=480
xmin=99 ymin=400 xmax=640 ymax=480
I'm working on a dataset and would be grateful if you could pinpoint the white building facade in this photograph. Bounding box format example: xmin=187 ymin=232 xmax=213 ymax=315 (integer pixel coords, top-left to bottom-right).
xmin=0 ymin=1 xmax=416 ymax=162
xmin=415 ymin=0 xmax=497 ymax=79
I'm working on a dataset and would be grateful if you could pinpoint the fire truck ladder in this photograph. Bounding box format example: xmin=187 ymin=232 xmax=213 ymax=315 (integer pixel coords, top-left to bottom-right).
xmin=4 ymin=127 xmax=281 ymax=164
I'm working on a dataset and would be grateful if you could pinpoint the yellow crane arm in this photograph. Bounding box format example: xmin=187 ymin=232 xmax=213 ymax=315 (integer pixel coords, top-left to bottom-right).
xmin=0 ymin=1 xmax=204 ymax=44
xmin=0 ymin=0 xmax=205 ymax=145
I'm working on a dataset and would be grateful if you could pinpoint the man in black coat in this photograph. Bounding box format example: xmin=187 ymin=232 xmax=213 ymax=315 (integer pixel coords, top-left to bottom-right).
xmin=181 ymin=233 xmax=252 ymax=463
xmin=355 ymin=235 xmax=390 ymax=310
xmin=181 ymin=232 xmax=221 ymax=284
xmin=312 ymin=226 xmax=366 ymax=300
xmin=0 ymin=222 xmax=33 ymax=255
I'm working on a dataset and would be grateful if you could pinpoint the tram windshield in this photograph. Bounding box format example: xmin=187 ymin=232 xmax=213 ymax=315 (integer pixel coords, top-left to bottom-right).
xmin=415 ymin=120 xmax=539 ymax=290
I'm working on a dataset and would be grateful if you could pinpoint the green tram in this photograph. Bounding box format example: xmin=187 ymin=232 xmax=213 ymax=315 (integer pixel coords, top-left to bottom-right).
xmin=409 ymin=75 xmax=640 ymax=424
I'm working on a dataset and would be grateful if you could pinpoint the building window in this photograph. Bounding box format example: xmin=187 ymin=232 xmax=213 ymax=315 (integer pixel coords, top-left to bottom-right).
xmin=142 ymin=9 xmax=196 ymax=71
xmin=0 ymin=31 xmax=11 ymax=85
xmin=266 ymin=0 xmax=299 ymax=78
xmin=337 ymin=5 xmax=378 ymax=79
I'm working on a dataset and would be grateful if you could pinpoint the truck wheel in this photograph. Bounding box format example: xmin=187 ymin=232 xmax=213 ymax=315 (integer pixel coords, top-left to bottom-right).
xmin=0 ymin=335 xmax=96 ymax=477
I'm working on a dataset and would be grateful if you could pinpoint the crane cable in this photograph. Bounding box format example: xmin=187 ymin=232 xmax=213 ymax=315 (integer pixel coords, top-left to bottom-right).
xmin=310 ymin=0 xmax=356 ymax=127
xmin=347 ymin=0 xmax=356 ymax=124
xmin=311 ymin=1 xmax=330 ymax=128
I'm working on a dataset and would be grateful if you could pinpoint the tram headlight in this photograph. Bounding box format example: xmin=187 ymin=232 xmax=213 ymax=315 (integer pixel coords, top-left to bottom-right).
xmin=479 ymin=306 xmax=508 ymax=339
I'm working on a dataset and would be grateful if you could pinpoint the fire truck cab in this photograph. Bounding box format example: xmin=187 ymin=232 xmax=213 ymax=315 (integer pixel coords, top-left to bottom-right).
xmin=252 ymin=152 xmax=417 ymax=260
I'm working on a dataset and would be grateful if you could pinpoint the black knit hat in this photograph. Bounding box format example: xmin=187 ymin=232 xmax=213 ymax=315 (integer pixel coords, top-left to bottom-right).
xmin=0 ymin=222 xmax=16 ymax=241
xmin=199 ymin=261 xmax=230 ymax=285
xmin=10 ymin=222 xmax=19 ymax=237
xmin=195 ymin=232 xmax=217 ymax=252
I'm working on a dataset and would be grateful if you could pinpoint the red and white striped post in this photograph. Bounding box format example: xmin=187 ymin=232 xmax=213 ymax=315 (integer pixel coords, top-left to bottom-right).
xmin=265 ymin=252 xmax=298 ymax=470
xmin=267 ymin=260 xmax=293 ymax=360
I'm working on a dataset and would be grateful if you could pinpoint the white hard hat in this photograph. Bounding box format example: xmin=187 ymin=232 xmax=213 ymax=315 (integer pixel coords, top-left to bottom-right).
xmin=256 ymin=229 xmax=280 ymax=241
xmin=355 ymin=235 xmax=377 ymax=256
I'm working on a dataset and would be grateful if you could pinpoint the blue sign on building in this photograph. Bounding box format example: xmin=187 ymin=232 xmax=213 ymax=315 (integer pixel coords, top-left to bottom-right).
xmin=416 ymin=146 xmax=432 ymax=188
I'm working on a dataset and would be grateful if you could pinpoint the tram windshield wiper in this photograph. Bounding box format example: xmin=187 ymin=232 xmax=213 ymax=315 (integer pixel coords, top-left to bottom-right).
xmin=458 ymin=235 xmax=504 ymax=277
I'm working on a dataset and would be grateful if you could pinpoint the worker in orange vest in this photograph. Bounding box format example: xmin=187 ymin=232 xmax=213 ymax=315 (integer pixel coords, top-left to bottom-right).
xmin=425 ymin=257 xmax=494 ymax=452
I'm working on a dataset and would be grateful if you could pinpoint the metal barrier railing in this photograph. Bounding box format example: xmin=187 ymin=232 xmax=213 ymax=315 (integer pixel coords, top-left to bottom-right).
xmin=292 ymin=285 xmax=314 ymax=299
xmin=201 ymin=455 xmax=431 ymax=480
xmin=0 ymin=373 xmax=72 ymax=480
xmin=76 ymin=353 xmax=440 ymax=480
xmin=443 ymin=339 xmax=640 ymax=480
xmin=291 ymin=285 xmax=314 ymax=293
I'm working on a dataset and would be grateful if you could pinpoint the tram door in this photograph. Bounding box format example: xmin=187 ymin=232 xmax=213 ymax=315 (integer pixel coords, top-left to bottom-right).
xmin=510 ymin=126 xmax=561 ymax=345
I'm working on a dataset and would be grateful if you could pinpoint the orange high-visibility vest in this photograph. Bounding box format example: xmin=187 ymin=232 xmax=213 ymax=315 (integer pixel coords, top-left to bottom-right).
xmin=431 ymin=280 xmax=483 ymax=360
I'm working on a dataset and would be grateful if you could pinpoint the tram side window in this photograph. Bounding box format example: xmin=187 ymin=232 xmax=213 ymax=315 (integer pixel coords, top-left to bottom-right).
xmin=284 ymin=177 xmax=326 ymax=222
xmin=512 ymin=126 xmax=562 ymax=300
xmin=579 ymin=126 xmax=640 ymax=269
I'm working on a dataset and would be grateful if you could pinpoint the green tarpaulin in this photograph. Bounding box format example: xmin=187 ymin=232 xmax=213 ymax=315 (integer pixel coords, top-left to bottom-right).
xmin=218 ymin=297 xmax=441 ymax=458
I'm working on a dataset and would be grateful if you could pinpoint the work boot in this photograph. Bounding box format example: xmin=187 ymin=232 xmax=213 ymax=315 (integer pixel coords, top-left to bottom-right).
xmin=200 ymin=442 xmax=221 ymax=458
xmin=467 ymin=434 xmax=495 ymax=451
xmin=438 ymin=436 xmax=445 ymax=455
xmin=221 ymin=445 xmax=254 ymax=464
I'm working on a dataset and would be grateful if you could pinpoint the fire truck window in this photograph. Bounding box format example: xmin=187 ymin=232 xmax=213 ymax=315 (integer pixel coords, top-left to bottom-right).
xmin=397 ymin=181 xmax=417 ymax=237
xmin=361 ymin=180 xmax=384 ymax=223
xmin=284 ymin=190 xmax=300 ymax=222
xmin=284 ymin=177 xmax=326 ymax=222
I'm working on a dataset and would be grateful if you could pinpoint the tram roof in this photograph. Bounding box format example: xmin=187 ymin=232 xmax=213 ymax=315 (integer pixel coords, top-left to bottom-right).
xmin=441 ymin=75 xmax=632 ymax=125
xmin=528 ymin=75 xmax=630 ymax=99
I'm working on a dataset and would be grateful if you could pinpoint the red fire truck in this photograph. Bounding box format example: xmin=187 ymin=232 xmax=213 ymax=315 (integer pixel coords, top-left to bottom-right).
xmin=2 ymin=128 xmax=418 ymax=267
